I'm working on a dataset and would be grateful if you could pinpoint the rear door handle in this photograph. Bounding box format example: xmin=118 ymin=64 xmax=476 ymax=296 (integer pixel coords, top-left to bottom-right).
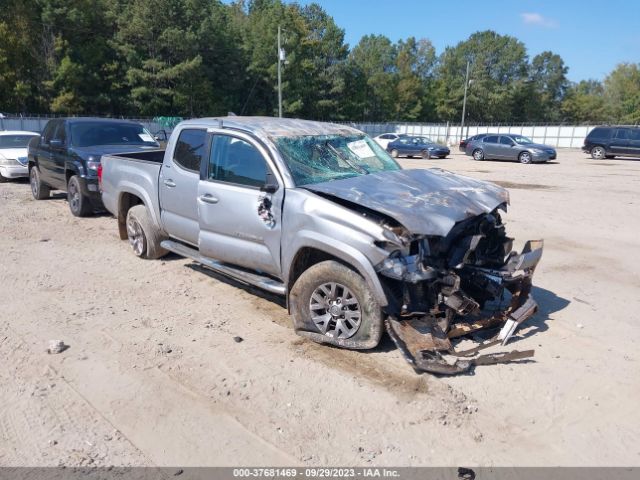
xmin=163 ymin=179 xmax=176 ymax=188
xmin=199 ymin=194 xmax=219 ymax=204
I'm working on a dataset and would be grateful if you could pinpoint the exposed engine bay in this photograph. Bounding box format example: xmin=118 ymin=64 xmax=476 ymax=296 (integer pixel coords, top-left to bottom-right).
xmin=375 ymin=207 xmax=543 ymax=375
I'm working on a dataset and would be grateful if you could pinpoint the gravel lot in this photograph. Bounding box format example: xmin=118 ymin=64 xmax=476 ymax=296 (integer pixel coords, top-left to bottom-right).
xmin=0 ymin=148 xmax=638 ymax=467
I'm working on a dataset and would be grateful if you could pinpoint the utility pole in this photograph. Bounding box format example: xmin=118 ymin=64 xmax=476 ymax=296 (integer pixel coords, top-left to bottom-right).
xmin=277 ymin=25 xmax=283 ymax=118
xmin=460 ymin=60 xmax=470 ymax=140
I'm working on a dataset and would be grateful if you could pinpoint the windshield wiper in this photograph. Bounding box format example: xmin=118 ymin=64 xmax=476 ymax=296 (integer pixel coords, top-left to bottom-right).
xmin=324 ymin=142 xmax=369 ymax=175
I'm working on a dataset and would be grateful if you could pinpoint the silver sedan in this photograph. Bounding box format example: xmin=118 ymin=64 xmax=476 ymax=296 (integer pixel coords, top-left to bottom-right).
xmin=465 ymin=134 xmax=557 ymax=164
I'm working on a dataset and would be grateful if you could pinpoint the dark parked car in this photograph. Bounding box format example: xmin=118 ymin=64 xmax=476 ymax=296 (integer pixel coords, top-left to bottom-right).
xmin=28 ymin=118 xmax=160 ymax=216
xmin=582 ymin=126 xmax=640 ymax=159
xmin=387 ymin=136 xmax=450 ymax=159
xmin=465 ymin=134 xmax=556 ymax=164
xmin=459 ymin=133 xmax=490 ymax=152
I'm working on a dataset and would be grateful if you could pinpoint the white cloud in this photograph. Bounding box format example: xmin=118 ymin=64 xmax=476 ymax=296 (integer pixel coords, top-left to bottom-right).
xmin=520 ymin=12 xmax=557 ymax=28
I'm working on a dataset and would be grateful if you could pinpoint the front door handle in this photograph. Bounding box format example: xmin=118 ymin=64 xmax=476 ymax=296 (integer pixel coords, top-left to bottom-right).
xmin=199 ymin=194 xmax=219 ymax=204
xmin=163 ymin=179 xmax=176 ymax=188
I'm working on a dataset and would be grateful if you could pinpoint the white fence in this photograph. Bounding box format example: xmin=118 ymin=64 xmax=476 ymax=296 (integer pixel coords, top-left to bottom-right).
xmin=350 ymin=123 xmax=597 ymax=148
xmin=1 ymin=115 xmax=598 ymax=149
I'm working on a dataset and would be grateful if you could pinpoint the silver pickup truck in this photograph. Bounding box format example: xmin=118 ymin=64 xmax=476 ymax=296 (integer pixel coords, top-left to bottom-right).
xmin=100 ymin=117 xmax=543 ymax=375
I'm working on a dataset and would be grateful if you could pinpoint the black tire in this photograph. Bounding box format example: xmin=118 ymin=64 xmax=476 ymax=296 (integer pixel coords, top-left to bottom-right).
xmin=67 ymin=175 xmax=92 ymax=217
xmin=0 ymin=171 xmax=8 ymax=183
xmin=472 ymin=149 xmax=484 ymax=161
xmin=390 ymin=149 xmax=399 ymax=158
xmin=421 ymin=149 xmax=431 ymax=159
xmin=125 ymin=204 xmax=168 ymax=259
xmin=29 ymin=166 xmax=50 ymax=200
xmin=289 ymin=260 xmax=383 ymax=350
xmin=518 ymin=151 xmax=533 ymax=164
xmin=591 ymin=146 xmax=606 ymax=160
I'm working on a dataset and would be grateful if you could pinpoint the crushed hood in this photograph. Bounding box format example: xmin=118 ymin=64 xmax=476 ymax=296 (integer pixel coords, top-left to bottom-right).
xmin=304 ymin=168 xmax=509 ymax=236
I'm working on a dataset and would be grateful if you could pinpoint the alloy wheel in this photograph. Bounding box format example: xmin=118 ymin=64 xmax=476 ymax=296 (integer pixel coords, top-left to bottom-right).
xmin=309 ymin=282 xmax=361 ymax=339
xmin=126 ymin=217 xmax=146 ymax=256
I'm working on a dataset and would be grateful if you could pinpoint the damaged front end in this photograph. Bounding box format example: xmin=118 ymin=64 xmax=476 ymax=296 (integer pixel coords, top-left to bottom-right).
xmin=376 ymin=208 xmax=543 ymax=375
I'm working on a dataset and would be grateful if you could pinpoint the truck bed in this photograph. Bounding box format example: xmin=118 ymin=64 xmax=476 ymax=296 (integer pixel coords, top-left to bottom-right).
xmin=100 ymin=149 xmax=166 ymax=220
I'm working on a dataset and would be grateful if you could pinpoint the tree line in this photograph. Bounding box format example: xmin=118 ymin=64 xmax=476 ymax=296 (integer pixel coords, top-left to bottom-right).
xmin=1 ymin=0 xmax=639 ymax=124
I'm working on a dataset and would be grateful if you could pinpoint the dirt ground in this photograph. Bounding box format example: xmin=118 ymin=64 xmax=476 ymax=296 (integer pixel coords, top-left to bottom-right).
xmin=0 ymin=149 xmax=639 ymax=467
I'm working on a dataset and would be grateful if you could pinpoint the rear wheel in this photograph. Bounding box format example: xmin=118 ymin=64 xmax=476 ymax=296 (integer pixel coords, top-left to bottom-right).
xmin=390 ymin=149 xmax=399 ymax=158
xmin=125 ymin=205 xmax=167 ymax=259
xmin=519 ymin=151 xmax=533 ymax=164
xmin=30 ymin=167 xmax=50 ymax=200
xmin=67 ymin=175 xmax=92 ymax=217
xmin=472 ymin=149 xmax=484 ymax=161
xmin=591 ymin=146 xmax=606 ymax=159
xmin=290 ymin=260 xmax=383 ymax=349
xmin=0 ymin=171 xmax=8 ymax=183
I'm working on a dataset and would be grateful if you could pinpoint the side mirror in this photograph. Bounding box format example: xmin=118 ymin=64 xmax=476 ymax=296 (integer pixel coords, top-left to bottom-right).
xmin=154 ymin=130 xmax=167 ymax=142
xmin=260 ymin=183 xmax=278 ymax=194
xmin=260 ymin=171 xmax=279 ymax=193
xmin=50 ymin=139 xmax=64 ymax=149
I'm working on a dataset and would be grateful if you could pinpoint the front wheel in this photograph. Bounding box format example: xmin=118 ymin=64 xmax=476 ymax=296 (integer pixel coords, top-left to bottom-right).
xmin=472 ymin=149 xmax=484 ymax=161
xmin=390 ymin=149 xmax=399 ymax=158
xmin=289 ymin=260 xmax=383 ymax=350
xmin=591 ymin=146 xmax=606 ymax=159
xmin=125 ymin=205 xmax=167 ymax=259
xmin=67 ymin=175 xmax=92 ymax=217
xmin=421 ymin=149 xmax=431 ymax=159
xmin=30 ymin=167 xmax=50 ymax=200
xmin=519 ymin=151 xmax=533 ymax=164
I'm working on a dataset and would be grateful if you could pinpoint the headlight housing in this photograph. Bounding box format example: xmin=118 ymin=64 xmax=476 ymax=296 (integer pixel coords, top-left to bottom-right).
xmin=0 ymin=157 xmax=19 ymax=166
xmin=530 ymin=148 xmax=544 ymax=154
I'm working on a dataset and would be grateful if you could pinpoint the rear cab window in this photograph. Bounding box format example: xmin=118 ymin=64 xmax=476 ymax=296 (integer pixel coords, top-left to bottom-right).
xmin=174 ymin=129 xmax=207 ymax=173
xmin=484 ymin=135 xmax=499 ymax=144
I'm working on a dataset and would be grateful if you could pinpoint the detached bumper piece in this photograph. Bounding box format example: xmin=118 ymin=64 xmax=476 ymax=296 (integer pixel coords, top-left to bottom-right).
xmin=386 ymin=240 xmax=543 ymax=376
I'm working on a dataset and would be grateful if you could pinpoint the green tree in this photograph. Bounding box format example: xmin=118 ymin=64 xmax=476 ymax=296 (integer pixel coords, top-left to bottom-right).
xmin=436 ymin=31 xmax=528 ymax=123
xmin=561 ymin=80 xmax=607 ymax=122
xmin=604 ymin=63 xmax=640 ymax=123
xmin=347 ymin=35 xmax=396 ymax=121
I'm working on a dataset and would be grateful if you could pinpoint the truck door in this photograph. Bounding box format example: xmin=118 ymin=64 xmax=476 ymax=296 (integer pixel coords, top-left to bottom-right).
xmin=159 ymin=128 xmax=206 ymax=246
xmin=50 ymin=121 xmax=68 ymax=188
xmin=36 ymin=120 xmax=58 ymax=185
xmin=197 ymin=132 xmax=283 ymax=277
xmin=610 ymin=128 xmax=632 ymax=156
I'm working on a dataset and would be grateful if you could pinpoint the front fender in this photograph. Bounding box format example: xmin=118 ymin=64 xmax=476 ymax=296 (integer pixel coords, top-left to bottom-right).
xmin=284 ymin=231 xmax=389 ymax=307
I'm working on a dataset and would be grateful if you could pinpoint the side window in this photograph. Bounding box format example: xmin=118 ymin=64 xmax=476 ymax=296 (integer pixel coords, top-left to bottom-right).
xmin=208 ymin=135 xmax=268 ymax=188
xmin=174 ymin=129 xmax=207 ymax=172
xmin=614 ymin=128 xmax=631 ymax=140
xmin=484 ymin=135 xmax=498 ymax=144
xmin=499 ymin=136 xmax=514 ymax=145
xmin=630 ymin=129 xmax=640 ymax=141
xmin=41 ymin=121 xmax=57 ymax=144
xmin=399 ymin=138 xmax=409 ymax=144
xmin=52 ymin=122 xmax=66 ymax=143
xmin=588 ymin=127 xmax=609 ymax=140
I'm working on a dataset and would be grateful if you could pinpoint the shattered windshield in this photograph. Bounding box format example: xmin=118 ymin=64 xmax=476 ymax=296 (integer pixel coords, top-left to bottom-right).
xmin=274 ymin=134 xmax=400 ymax=186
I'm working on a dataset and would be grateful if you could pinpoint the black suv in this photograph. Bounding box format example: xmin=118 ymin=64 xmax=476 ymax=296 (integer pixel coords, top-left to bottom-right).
xmin=28 ymin=118 xmax=160 ymax=216
xmin=583 ymin=126 xmax=640 ymax=160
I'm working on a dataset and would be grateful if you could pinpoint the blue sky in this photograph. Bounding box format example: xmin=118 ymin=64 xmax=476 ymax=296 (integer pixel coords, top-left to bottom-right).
xmin=296 ymin=0 xmax=640 ymax=82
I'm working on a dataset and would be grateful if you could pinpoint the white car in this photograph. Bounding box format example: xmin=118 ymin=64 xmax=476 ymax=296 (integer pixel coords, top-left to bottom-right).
xmin=0 ymin=130 xmax=39 ymax=182
xmin=372 ymin=132 xmax=405 ymax=149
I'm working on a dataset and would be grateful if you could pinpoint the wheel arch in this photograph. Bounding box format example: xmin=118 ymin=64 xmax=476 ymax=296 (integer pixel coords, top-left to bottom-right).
xmin=284 ymin=234 xmax=389 ymax=310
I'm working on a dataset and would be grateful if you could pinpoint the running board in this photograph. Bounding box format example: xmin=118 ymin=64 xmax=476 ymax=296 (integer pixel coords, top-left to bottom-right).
xmin=161 ymin=240 xmax=286 ymax=295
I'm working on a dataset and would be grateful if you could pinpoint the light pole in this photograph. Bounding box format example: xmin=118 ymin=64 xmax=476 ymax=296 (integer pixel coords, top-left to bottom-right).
xmin=460 ymin=60 xmax=470 ymax=140
xmin=277 ymin=25 xmax=285 ymax=118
